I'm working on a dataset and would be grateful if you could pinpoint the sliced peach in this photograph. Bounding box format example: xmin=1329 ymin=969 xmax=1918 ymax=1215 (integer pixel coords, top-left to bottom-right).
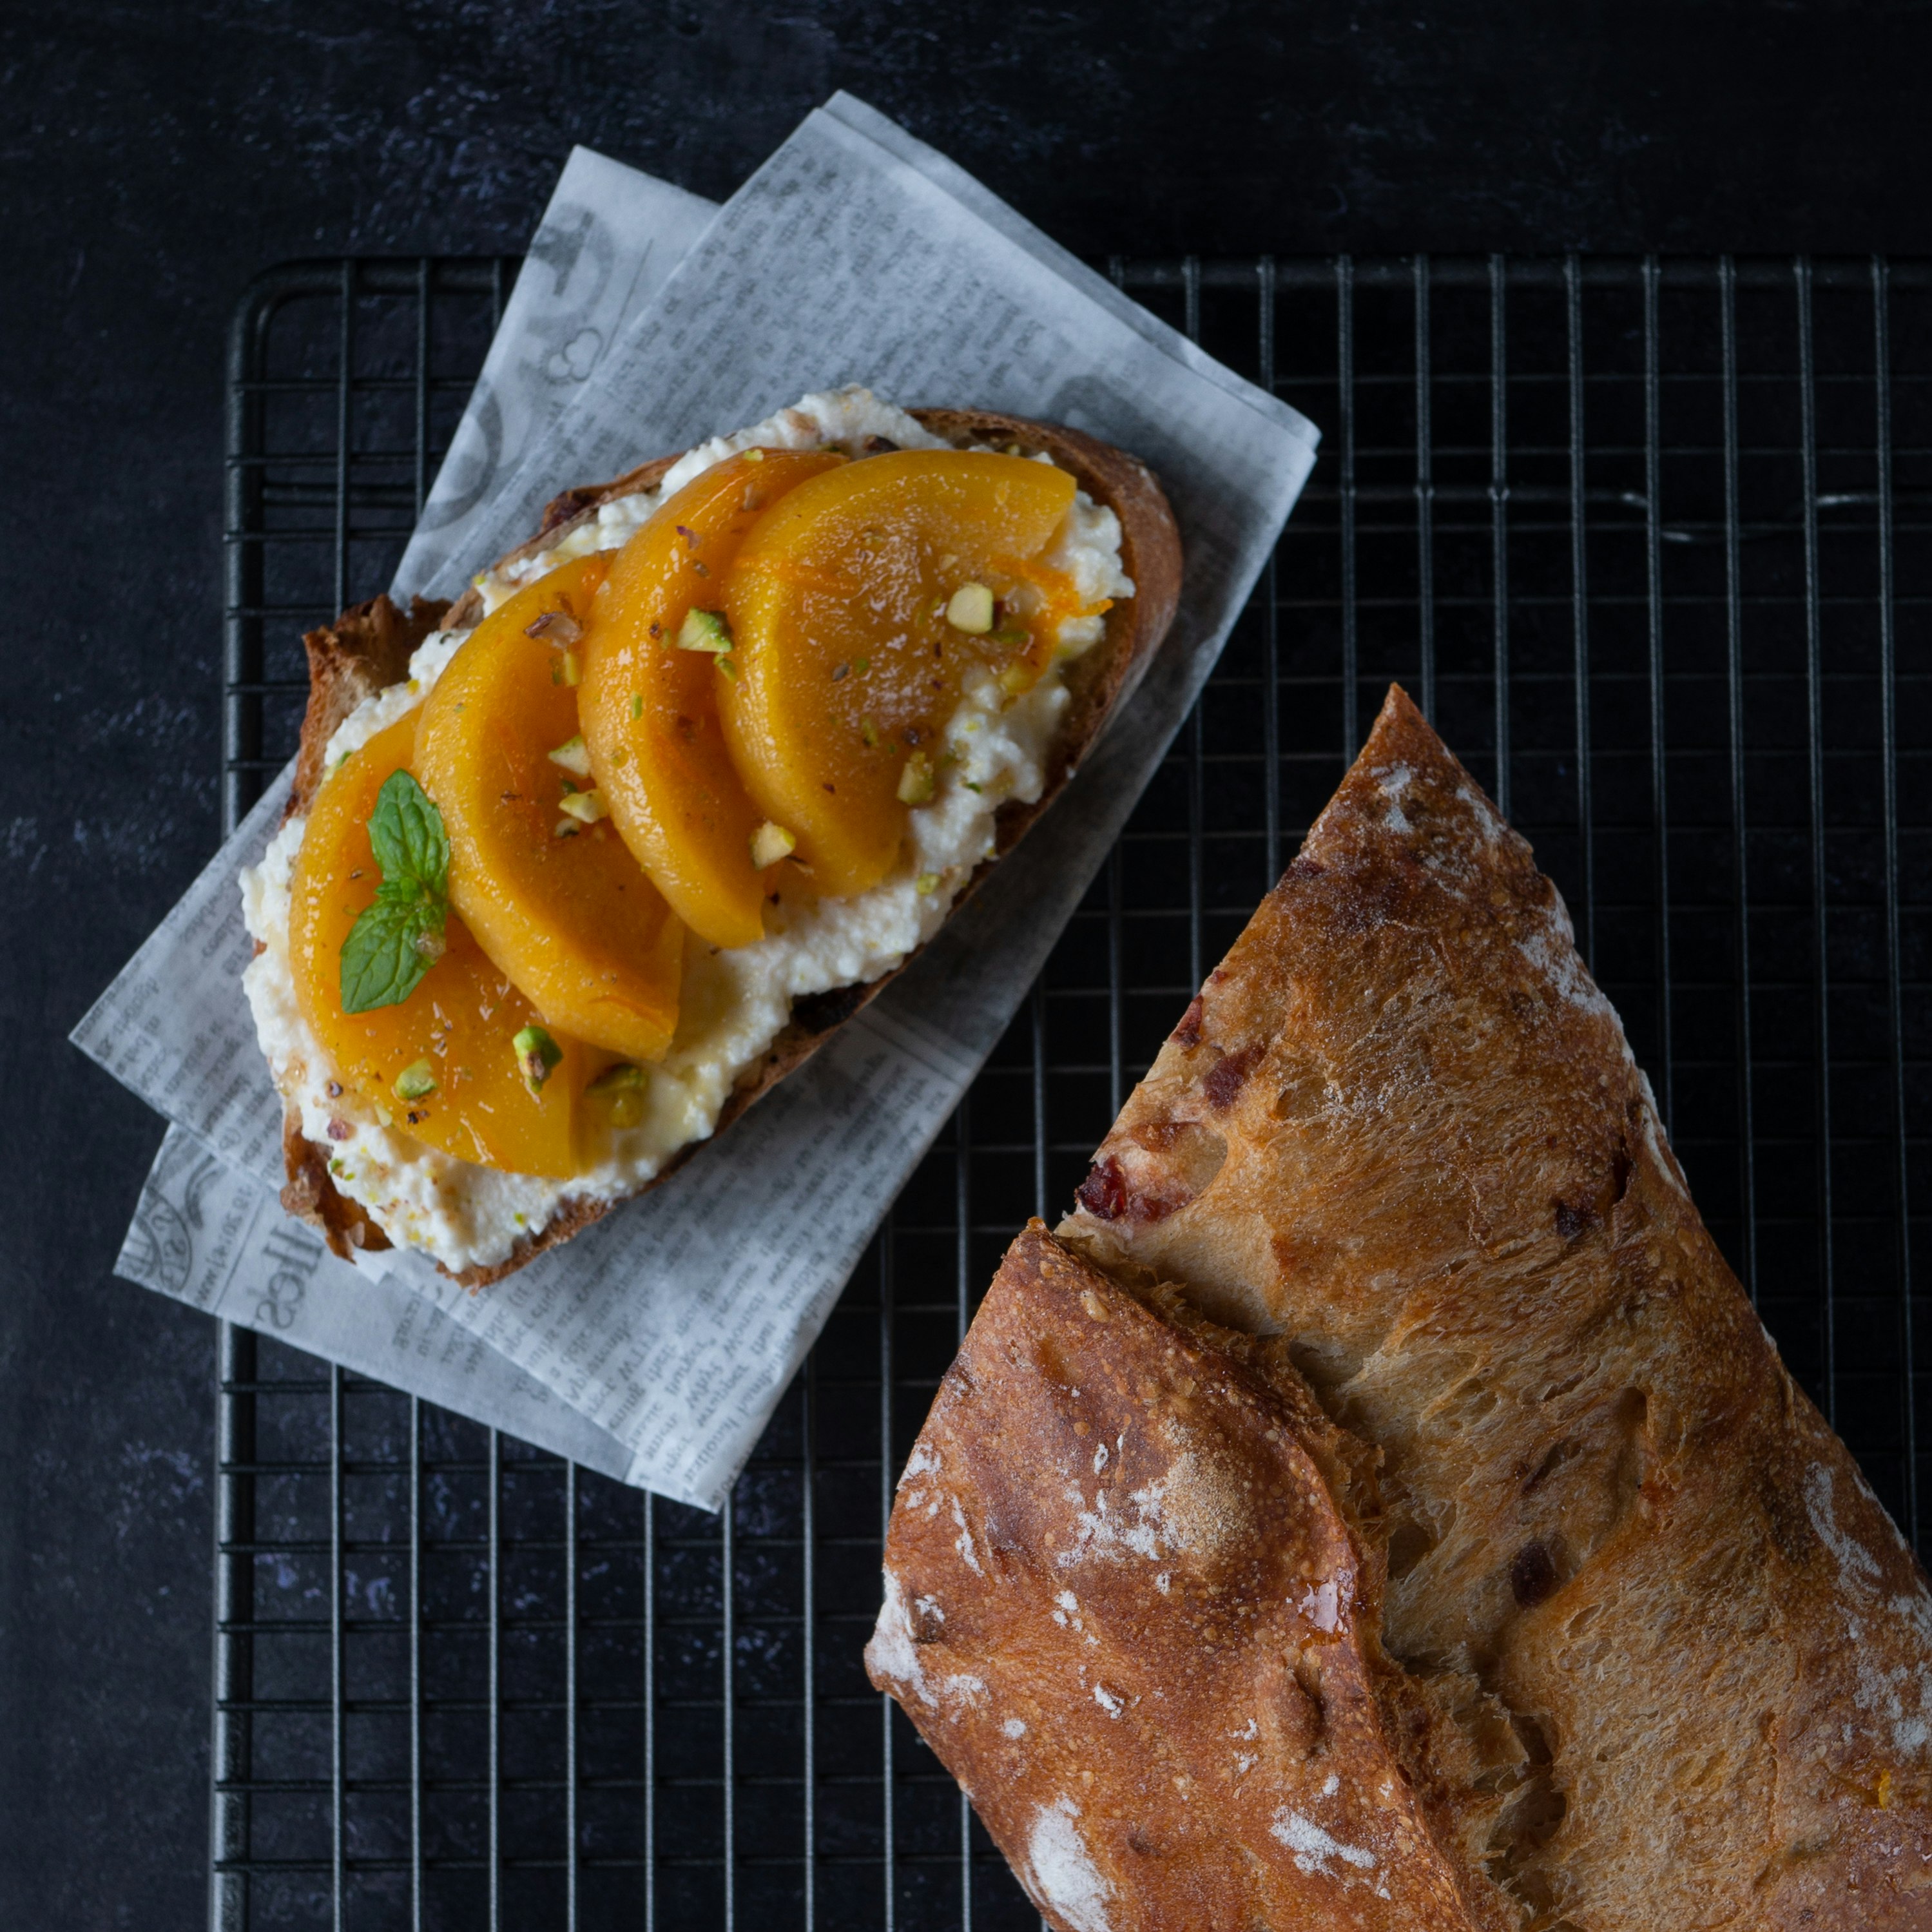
xmin=289 ymin=708 xmax=590 ymax=1179
xmin=413 ymin=553 xmax=685 ymax=1064
xmin=577 ymin=449 xmax=846 ymax=948
xmin=720 ymin=450 xmax=1080 ymax=896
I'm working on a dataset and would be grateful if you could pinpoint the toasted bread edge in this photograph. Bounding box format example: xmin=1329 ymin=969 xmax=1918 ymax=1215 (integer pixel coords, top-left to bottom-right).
xmin=273 ymin=414 xmax=1183 ymax=1283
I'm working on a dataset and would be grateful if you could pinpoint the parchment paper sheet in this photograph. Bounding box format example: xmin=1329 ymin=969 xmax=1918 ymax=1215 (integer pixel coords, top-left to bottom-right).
xmin=73 ymin=97 xmax=1317 ymax=1509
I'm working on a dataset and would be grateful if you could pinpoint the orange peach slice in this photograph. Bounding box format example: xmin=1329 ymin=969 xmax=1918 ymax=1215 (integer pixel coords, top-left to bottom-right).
xmin=289 ymin=707 xmax=590 ymax=1179
xmin=720 ymin=450 xmax=1079 ymax=897
xmin=577 ymin=449 xmax=846 ymax=949
xmin=414 ymin=554 xmax=685 ymax=1064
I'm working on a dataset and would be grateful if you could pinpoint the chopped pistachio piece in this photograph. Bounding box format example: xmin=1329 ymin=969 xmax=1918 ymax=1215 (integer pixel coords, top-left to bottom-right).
xmin=860 ymin=717 xmax=880 ymax=748
xmin=586 ymin=1060 xmax=648 ymax=1127
xmin=945 ymin=581 xmax=996 ymax=634
xmin=914 ymin=871 xmax=941 ymax=896
xmin=677 ymin=608 xmax=733 ymax=653
xmin=630 ymin=692 xmax=644 ymax=720
xmin=998 ymin=662 xmax=1034 ymax=697
xmin=743 ymin=447 xmax=766 ymax=463
xmin=554 ymin=816 xmax=578 ymax=839
xmin=717 ymin=655 xmax=739 ymax=683
xmin=514 ymin=1024 xmax=562 ymax=1096
xmin=586 ymin=1062 xmax=646 ymax=1094
xmin=749 ymin=821 xmax=797 ymax=869
xmin=896 ymin=751 xmax=936 ymax=805
xmin=551 ymin=648 xmax=583 ymax=687
xmin=559 ymin=789 xmax=608 ymax=826
xmin=392 ymin=1058 xmax=438 ymax=1102
xmin=547 ymin=734 xmax=594 ymax=778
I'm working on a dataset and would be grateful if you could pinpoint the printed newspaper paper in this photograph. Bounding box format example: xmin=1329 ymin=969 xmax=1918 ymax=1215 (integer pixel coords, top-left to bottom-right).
xmin=72 ymin=98 xmax=1317 ymax=1509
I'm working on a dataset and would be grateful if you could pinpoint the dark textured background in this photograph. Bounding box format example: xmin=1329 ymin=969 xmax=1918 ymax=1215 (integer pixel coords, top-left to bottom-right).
xmin=5 ymin=1 xmax=1930 ymax=1921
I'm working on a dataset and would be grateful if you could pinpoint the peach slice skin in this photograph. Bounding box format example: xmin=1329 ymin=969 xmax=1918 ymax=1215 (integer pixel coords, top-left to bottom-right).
xmin=289 ymin=706 xmax=590 ymax=1180
xmin=577 ymin=449 xmax=846 ymax=949
xmin=414 ymin=554 xmax=685 ymax=1065
xmin=720 ymin=450 xmax=1079 ymax=898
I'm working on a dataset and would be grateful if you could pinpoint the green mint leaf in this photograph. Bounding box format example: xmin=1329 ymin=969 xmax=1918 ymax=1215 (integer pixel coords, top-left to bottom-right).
xmin=365 ymin=769 xmax=449 ymax=898
xmin=337 ymin=771 xmax=451 ymax=1014
xmin=338 ymin=893 xmax=440 ymax=1014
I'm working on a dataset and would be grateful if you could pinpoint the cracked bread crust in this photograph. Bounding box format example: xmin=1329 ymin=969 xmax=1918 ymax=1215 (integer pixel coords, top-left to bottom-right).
xmin=1026 ymin=684 xmax=1932 ymax=1929
xmin=271 ymin=413 xmax=1181 ymax=1286
xmin=867 ymin=1221 xmax=1514 ymax=1932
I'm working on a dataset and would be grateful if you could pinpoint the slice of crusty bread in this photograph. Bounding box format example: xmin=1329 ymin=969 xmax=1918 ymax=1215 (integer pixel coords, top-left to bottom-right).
xmin=273 ymin=411 xmax=1181 ymax=1285
xmin=869 ymin=685 xmax=1932 ymax=1930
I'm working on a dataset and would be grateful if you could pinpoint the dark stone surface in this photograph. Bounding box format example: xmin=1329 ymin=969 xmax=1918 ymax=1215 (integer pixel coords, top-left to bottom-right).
xmin=3 ymin=1 xmax=1929 ymax=1922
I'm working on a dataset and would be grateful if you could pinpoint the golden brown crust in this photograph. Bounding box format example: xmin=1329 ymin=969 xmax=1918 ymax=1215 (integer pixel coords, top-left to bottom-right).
xmin=1022 ymin=684 xmax=1932 ymax=1928
xmin=865 ymin=1221 xmax=1507 ymax=1932
xmin=273 ymin=413 xmax=1181 ymax=1285
xmin=279 ymin=1108 xmax=391 ymax=1259
xmin=287 ymin=595 xmax=449 ymax=822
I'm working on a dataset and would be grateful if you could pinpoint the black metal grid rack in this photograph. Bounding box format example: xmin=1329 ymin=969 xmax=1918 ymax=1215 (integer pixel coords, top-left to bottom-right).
xmin=218 ymin=255 xmax=1932 ymax=1929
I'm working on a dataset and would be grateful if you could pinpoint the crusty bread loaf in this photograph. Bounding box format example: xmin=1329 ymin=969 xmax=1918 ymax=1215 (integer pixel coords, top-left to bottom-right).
xmin=274 ymin=411 xmax=1181 ymax=1284
xmin=869 ymin=685 xmax=1932 ymax=1929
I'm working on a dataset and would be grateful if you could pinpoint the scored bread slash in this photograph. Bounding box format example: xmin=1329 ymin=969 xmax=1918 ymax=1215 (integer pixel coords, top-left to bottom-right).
xmin=267 ymin=405 xmax=1182 ymax=1286
xmin=872 ymin=685 xmax=1932 ymax=1930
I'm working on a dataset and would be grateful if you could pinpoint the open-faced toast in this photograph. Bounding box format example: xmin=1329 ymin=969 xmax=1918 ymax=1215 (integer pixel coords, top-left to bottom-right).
xmin=869 ymin=686 xmax=1932 ymax=1930
xmin=267 ymin=406 xmax=1181 ymax=1284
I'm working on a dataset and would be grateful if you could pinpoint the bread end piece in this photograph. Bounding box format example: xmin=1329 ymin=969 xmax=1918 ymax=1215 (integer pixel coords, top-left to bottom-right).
xmin=1056 ymin=681 xmax=1932 ymax=1929
xmin=867 ymin=1221 xmax=1510 ymax=1932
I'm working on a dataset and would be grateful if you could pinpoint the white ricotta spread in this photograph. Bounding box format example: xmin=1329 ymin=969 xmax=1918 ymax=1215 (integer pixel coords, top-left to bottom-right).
xmin=240 ymin=386 xmax=1134 ymax=1271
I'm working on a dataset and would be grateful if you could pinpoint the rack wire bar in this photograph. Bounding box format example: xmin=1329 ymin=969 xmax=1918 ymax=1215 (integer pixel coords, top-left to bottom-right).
xmin=1877 ymin=256 xmax=1920 ymax=1549
xmin=216 ymin=254 xmax=1931 ymax=1928
xmin=1643 ymin=256 xmax=1674 ymax=1135
xmin=1721 ymin=256 xmax=1759 ymax=1308
xmin=1565 ymin=255 xmax=1596 ymax=972
xmin=1797 ymin=259 xmax=1839 ymax=1427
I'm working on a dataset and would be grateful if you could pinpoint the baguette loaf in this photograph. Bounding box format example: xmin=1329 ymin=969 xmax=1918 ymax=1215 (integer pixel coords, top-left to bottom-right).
xmin=868 ymin=685 xmax=1932 ymax=1929
xmin=273 ymin=410 xmax=1181 ymax=1284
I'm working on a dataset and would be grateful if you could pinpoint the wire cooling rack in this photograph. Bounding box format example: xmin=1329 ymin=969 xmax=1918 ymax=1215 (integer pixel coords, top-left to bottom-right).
xmin=217 ymin=255 xmax=1931 ymax=1928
